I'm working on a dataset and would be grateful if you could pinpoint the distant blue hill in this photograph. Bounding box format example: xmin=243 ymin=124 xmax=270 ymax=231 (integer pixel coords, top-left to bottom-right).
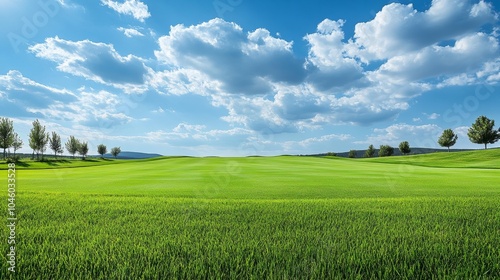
xmin=101 ymin=151 xmax=163 ymax=159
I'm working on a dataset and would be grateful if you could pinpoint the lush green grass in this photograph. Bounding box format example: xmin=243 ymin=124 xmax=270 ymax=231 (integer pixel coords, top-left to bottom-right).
xmin=0 ymin=157 xmax=170 ymax=170
xmin=12 ymin=155 xmax=500 ymax=198
xmin=1 ymin=151 xmax=500 ymax=279
xmin=363 ymin=148 xmax=500 ymax=169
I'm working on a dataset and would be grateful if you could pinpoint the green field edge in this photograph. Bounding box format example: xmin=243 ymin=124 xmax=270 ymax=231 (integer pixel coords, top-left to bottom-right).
xmin=0 ymin=156 xmax=191 ymax=170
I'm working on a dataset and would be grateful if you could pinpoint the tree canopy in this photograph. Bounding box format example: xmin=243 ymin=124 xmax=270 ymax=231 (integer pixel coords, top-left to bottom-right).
xmin=467 ymin=116 xmax=500 ymax=149
xmin=399 ymin=141 xmax=411 ymax=155
xmin=97 ymin=144 xmax=107 ymax=158
xmin=111 ymin=147 xmax=121 ymax=159
xmin=378 ymin=145 xmax=394 ymax=157
xmin=49 ymin=132 xmax=62 ymax=158
xmin=0 ymin=117 xmax=15 ymax=159
xmin=65 ymin=136 xmax=80 ymax=159
xmin=78 ymin=141 xmax=89 ymax=159
xmin=364 ymin=145 xmax=375 ymax=158
xmin=438 ymin=129 xmax=458 ymax=152
xmin=29 ymin=119 xmax=49 ymax=160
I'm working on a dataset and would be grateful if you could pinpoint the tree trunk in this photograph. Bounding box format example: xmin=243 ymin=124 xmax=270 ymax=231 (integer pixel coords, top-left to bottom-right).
xmin=485 ymin=143 xmax=487 ymax=149
xmin=447 ymin=146 xmax=450 ymax=152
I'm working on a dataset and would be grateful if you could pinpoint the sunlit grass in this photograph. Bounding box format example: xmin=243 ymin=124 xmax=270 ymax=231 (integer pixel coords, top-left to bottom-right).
xmin=1 ymin=150 xmax=499 ymax=278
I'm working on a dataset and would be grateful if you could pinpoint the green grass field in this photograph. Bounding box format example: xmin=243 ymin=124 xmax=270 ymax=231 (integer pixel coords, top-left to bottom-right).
xmin=1 ymin=150 xmax=500 ymax=279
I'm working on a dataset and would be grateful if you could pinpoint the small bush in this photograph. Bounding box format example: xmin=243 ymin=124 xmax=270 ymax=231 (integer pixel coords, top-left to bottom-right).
xmin=7 ymin=155 xmax=20 ymax=163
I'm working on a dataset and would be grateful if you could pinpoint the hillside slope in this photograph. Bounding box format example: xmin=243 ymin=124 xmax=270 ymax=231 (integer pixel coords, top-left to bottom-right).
xmin=360 ymin=148 xmax=500 ymax=169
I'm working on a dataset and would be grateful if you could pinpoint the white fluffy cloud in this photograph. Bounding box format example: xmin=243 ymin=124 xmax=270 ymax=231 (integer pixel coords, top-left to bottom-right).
xmin=356 ymin=123 xmax=443 ymax=147
xmin=148 ymin=1 xmax=498 ymax=133
xmin=155 ymin=18 xmax=306 ymax=96
xmin=28 ymin=89 xmax=132 ymax=128
xmin=101 ymin=0 xmax=150 ymax=22
xmin=27 ymin=0 xmax=499 ymax=137
xmin=304 ymin=19 xmax=366 ymax=91
xmin=349 ymin=0 xmax=497 ymax=61
xmin=0 ymin=71 xmax=133 ymax=129
xmin=0 ymin=70 xmax=77 ymax=117
xmin=29 ymin=37 xmax=148 ymax=93
xmin=117 ymin=27 xmax=144 ymax=37
xmin=378 ymin=32 xmax=499 ymax=82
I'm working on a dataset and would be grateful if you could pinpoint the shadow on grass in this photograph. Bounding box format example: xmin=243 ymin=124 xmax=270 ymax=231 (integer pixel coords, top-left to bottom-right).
xmin=13 ymin=161 xmax=31 ymax=168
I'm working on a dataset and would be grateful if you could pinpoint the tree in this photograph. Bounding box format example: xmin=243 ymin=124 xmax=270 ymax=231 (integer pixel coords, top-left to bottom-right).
xmin=438 ymin=129 xmax=458 ymax=152
xmin=110 ymin=147 xmax=121 ymax=159
xmin=78 ymin=141 xmax=89 ymax=160
xmin=97 ymin=144 xmax=107 ymax=158
xmin=65 ymin=136 xmax=80 ymax=159
xmin=49 ymin=132 xmax=62 ymax=158
xmin=378 ymin=145 xmax=394 ymax=157
xmin=399 ymin=141 xmax=411 ymax=155
xmin=12 ymin=133 xmax=23 ymax=157
xmin=0 ymin=117 xmax=15 ymax=159
xmin=467 ymin=115 xmax=500 ymax=149
xmin=348 ymin=150 xmax=356 ymax=158
xmin=364 ymin=144 xmax=375 ymax=158
xmin=28 ymin=119 xmax=49 ymax=160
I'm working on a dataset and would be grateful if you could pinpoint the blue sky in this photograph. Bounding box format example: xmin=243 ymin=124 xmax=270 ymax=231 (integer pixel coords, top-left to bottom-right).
xmin=1 ymin=0 xmax=499 ymax=156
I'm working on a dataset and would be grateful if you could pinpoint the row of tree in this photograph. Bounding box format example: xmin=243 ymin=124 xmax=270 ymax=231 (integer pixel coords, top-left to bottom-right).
xmin=0 ymin=118 xmax=121 ymax=160
xmin=438 ymin=115 xmax=499 ymax=150
xmin=348 ymin=142 xmax=407 ymax=158
xmin=347 ymin=115 xmax=500 ymax=158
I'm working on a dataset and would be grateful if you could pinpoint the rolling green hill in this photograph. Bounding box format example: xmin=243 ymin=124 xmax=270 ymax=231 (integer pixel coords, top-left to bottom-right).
xmin=362 ymin=148 xmax=500 ymax=169
xmin=1 ymin=149 xmax=499 ymax=278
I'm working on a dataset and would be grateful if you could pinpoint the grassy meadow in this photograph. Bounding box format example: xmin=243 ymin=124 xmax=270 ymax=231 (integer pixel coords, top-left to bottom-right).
xmin=1 ymin=149 xmax=500 ymax=278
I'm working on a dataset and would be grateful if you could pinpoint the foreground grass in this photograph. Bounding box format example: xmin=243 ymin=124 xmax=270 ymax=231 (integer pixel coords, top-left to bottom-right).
xmin=1 ymin=152 xmax=499 ymax=278
xmin=2 ymin=195 xmax=499 ymax=279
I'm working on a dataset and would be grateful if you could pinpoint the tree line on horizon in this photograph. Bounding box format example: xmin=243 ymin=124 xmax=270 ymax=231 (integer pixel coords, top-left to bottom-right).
xmin=0 ymin=118 xmax=121 ymax=161
xmin=341 ymin=115 xmax=500 ymax=158
xmin=1 ymin=115 xmax=499 ymax=161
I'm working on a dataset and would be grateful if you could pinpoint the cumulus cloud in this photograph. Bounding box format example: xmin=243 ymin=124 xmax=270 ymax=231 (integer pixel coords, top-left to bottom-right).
xmin=425 ymin=113 xmax=441 ymax=120
xmin=27 ymin=89 xmax=133 ymax=128
xmin=0 ymin=70 xmax=77 ymax=117
xmin=148 ymin=68 xmax=221 ymax=96
xmin=304 ymin=19 xmax=366 ymax=91
xmin=349 ymin=0 xmax=497 ymax=61
xmin=378 ymin=32 xmax=499 ymax=82
xmin=155 ymin=18 xmax=306 ymax=96
xmin=29 ymin=37 xmax=148 ymax=93
xmin=28 ymin=1 xmax=495 ymax=137
xmin=0 ymin=70 xmax=133 ymax=129
xmin=143 ymin=125 xmax=253 ymax=147
xmin=143 ymin=1 xmax=499 ymax=133
xmin=293 ymin=134 xmax=351 ymax=147
xmin=117 ymin=27 xmax=144 ymax=37
xmin=356 ymin=123 xmax=443 ymax=146
xmin=214 ymin=94 xmax=297 ymax=134
xmin=101 ymin=0 xmax=150 ymax=22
